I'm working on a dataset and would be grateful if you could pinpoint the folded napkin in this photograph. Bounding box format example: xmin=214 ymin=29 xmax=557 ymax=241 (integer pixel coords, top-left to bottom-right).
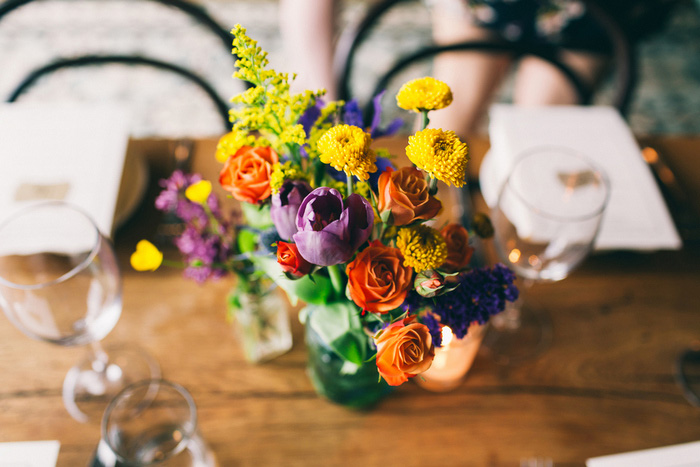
xmin=586 ymin=440 xmax=700 ymax=466
xmin=480 ymin=104 xmax=682 ymax=251
xmin=0 ymin=102 xmax=129 ymax=237
xmin=0 ymin=440 xmax=60 ymax=467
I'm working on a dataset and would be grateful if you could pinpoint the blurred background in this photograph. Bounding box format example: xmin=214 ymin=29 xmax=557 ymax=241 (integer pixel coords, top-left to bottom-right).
xmin=1 ymin=0 xmax=698 ymax=138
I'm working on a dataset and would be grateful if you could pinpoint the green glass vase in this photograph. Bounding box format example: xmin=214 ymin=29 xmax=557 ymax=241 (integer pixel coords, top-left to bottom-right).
xmin=302 ymin=303 xmax=392 ymax=409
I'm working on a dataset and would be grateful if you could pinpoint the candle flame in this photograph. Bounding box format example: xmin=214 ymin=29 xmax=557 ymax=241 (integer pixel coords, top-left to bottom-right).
xmin=441 ymin=326 xmax=454 ymax=347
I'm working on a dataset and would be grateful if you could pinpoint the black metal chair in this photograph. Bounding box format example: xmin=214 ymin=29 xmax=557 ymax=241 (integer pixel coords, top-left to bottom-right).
xmin=334 ymin=0 xmax=636 ymax=119
xmin=0 ymin=0 xmax=241 ymax=132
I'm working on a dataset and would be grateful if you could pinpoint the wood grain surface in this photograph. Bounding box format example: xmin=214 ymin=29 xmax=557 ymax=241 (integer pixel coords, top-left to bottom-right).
xmin=1 ymin=136 xmax=699 ymax=467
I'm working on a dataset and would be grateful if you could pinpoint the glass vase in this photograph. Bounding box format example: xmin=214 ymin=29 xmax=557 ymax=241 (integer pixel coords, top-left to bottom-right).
xmin=302 ymin=304 xmax=392 ymax=409
xmin=228 ymin=288 xmax=293 ymax=364
xmin=415 ymin=322 xmax=487 ymax=393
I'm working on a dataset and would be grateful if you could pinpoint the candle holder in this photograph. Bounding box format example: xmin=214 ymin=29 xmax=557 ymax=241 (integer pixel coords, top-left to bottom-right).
xmin=416 ymin=323 xmax=488 ymax=392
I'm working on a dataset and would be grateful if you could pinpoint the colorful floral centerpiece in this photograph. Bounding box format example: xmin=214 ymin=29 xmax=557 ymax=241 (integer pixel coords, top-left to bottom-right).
xmin=131 ymin=25 xmax=518 ymax=407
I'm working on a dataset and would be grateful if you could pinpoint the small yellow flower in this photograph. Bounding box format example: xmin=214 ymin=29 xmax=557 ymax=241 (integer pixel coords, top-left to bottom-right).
xmin=317 ymin=124 xmax=377 ymax=181
xmin=396 ymin=77 xmax=453 ymax=112
xmin=270 ymin=161 xmax=309 ymax=194
xmin=396 ymin=225 xmax=448 ymax=272
xmin=130 ymin=240 xmax=163 ymax=272
xmin=406 ymin=128 xmax=469 ymax=187
xmin=185 ymin=180 xmax=212 ymax=205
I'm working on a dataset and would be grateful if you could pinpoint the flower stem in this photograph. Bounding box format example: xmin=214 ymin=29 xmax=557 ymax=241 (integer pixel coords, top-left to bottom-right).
xmin=327 ymin=264 xmax=345 ymax=300
xmin=421 ymin=110 xmax=430 ymax=131
xmin=346 ymin=172 xmax=354 ymax=197
xmin=427 ymin=175 xmax=438 ymax=195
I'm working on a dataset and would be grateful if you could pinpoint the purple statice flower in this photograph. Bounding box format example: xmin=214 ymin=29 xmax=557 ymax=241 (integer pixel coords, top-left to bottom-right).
xmin=368 ymin=91 xmax=403 ymax=138
xmin=402 ymin=263 xmax=518 ymax=346
xmin=155 ymin=171 xmax=209 ymax=225
xmin=342 ymin=99 xmax=364 ymax=128
xmin=299 ymin=99 xmax=324 ymax=136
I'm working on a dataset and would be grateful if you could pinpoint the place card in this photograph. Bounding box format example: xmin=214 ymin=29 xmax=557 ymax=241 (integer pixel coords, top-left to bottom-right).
xmin=480 ymin=104 xmax=682 ymax=251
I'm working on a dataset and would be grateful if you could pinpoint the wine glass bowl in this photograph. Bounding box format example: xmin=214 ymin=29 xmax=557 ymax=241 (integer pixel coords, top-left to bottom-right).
xmin=0 ymin=201 xmax=159 ymax=422
xmin=485 ymin=146 xmax=610 ymax=363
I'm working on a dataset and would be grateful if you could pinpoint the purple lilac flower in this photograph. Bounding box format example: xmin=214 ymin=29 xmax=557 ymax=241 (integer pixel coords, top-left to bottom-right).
xmin=403 ymin=263 xmax=518 ymax=346
xmin=175 ymin=225 xmax=231 ymax=284
xmin=293 ymin=187 xmax=374 ymax=266
xmin=270 ymin=180 xmax=312 ymax=240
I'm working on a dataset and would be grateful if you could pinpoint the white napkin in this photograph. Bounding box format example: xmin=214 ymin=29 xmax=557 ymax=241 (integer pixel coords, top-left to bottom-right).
xmin=0 ymin=102 xmax=129 ymax=238
xmin=586 ymin=440 xmax=700 ymax=466
xmin=0 ymin=440 xmax=60 ymax=467
xmin=480 ymin=104 xmax=682 ymax=251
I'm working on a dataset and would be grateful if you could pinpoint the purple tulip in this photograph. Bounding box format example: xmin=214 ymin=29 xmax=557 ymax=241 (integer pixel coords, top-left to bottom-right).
xmin=270 ymin=180 xmax=312 ymax=241
xmin=293 ymin=187 xmax=374 ymax=266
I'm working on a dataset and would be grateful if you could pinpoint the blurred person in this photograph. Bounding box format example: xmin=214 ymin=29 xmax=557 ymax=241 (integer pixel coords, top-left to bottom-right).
xmin=279 ymin=0 xmax=338 ymax=99
xmin=428 ymin=0 xmax=680 ymax=137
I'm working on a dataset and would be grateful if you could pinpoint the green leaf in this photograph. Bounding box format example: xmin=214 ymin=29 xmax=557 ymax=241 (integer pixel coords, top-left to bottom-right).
xmin=252 ymin=256 xmax=332 ymax=305
xmin=241 ymin=202 xmax=274 ymax=229
xmin=237 ymin=229 xmax=258 ymax=253
xmin=305 ymin=301 xmax=367 ymax=366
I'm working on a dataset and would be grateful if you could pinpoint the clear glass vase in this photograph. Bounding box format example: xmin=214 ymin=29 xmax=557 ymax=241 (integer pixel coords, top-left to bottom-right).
xmin=228 ymin=288 xmax=293 ymax=364
xmin=303 ymin=304 xmax=393 ymax=409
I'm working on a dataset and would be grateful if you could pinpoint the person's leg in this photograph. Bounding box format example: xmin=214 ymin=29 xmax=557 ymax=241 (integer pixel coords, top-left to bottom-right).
xmin=428 ymin=1 xmax=512 ymax=138
xmin=512 ymin=51 xmax=609 ymax=105
xmin=278 ymin=0 xmax=337 ymax=99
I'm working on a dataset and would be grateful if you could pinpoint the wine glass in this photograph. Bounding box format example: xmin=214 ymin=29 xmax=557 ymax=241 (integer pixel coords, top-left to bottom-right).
xmin=94 ymin=379 xmax=217 ymax=466
xmin=483 ymin=146 xmax=610 ymax=364
xmin=0 ymin=201 xmax=160 ymax=422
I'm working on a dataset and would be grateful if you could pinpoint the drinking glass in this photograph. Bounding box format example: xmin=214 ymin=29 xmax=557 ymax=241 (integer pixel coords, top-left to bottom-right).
xmin=94 ymin=379 xmax=217 ymax=466
xmin=484 ymin=146 xmax=610 ymax=364
xmin=0 ymin=201 xmax=159 ymax=422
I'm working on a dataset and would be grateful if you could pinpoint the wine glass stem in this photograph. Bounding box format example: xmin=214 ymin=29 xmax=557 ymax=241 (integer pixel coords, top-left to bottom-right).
xmin=494 ymin=277 xmax=535 ymax=331
xmin=88 ymin=341 xmax=110 ymax=373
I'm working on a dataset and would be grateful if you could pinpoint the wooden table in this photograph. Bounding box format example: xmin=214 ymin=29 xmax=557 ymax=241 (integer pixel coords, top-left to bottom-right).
xmin=1 ymin=135 xmax=699 ymax=466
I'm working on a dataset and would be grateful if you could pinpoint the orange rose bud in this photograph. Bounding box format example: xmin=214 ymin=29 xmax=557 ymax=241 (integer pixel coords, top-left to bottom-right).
xmin=375 ymin=315 xmax=435 ymax=386
xmin=440 ymin=223 xmax=474 ymax=272
xmin=219 ymin=146 xmax=279 ymax=204
xmin=377 ymin=167 xmax=442 ymax=226
xmin=346 ymin=241 xmax=413 ymax=314
xmin=277 ymin=241 xmax=312 ymax=277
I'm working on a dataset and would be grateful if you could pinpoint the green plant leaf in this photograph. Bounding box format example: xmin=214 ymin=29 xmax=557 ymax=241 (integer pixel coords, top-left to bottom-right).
xmin=252 ymin=256 xmax=332 ymax=305
xmin=305 ymin=301 xmax=368 ymax=366
xmin=237 ymin=229 xmax=258 ymax=253
xmin=241 ymin=202 xmax=274 ymax=229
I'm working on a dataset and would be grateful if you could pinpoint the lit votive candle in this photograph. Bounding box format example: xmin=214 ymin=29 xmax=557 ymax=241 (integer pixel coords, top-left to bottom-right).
xmin=416 ymin=323 xmax=487 ymax=392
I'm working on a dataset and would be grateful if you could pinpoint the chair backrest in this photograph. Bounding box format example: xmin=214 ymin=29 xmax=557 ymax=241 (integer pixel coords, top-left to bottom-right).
xmin=0 ymin=0 xmax=241 ymax=135
xmin=335 ymin=0 xmax=636 ymax=119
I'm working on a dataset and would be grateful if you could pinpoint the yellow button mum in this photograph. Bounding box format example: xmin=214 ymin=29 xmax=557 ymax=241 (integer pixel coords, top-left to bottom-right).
xmin=406 ymin=128 xmax=469 ymax=187
xmin=185 ymin=180 xmax=212 ymax=205
xmin=317 ymin=124 xmax=377 ymax=181
xmin=396 ymin=77 xmax=453 ymax=112
xmin=396 ymin=224 xmax=448 ymax=272
xmin=130 ymin=240 xmax=163 ymax=272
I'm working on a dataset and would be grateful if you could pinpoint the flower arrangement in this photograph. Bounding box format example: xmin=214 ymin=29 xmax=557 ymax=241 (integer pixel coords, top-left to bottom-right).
xmin=131 ymin=25 xmax=517 ymax=400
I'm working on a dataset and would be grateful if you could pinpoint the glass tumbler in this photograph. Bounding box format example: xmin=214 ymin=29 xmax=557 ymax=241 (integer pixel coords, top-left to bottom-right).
xmin=94 ymin=379 xmax=217 ymax=466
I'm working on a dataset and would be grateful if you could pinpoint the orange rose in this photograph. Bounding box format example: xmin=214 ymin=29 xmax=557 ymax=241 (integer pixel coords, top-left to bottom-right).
xmin=277 ymin=241 xmax=312 ymax=277
xmin=219 ymin=146 xmax=279 ymax=204
xmin=346 ymin=241 xmax=413 ymax=314
xmin=440 ymin=224 xmax=474 ymax=272
xmin=375 ymin=315 xmax=435 ymax=386
xmin=377 ymin=166 xmax=442 ymax=226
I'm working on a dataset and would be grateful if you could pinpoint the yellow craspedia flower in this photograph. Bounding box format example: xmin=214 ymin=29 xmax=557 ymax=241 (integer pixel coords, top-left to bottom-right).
xmin=317 ymin=124 xmax=377 ymax=181
xmin=130 ymin=240 xmax=163 ymax=272
xmin=406 ymin=128 xmax=469 ymax=187
xmin=396 ymin=224 xmax=448 ymax=272
xmin=185 ymin=180 xmax=212 ymax=205
xmin=396 ymin=77 xmax=453 ymax=112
